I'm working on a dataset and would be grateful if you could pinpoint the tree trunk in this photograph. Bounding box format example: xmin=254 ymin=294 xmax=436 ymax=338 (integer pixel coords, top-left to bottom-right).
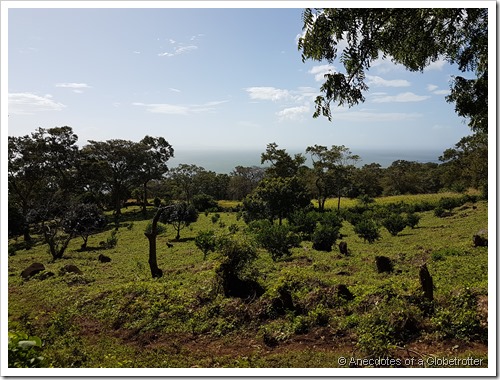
xmin=145 ymin=207 xmax=165 ymax=278
xmin=145 ymin=206 xmax=172 ymax=278
xmin=142 ymin=181 xmax=148 ymax=216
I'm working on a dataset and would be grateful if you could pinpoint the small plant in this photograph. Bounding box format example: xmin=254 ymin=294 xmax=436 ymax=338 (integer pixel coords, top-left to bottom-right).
xmin=211 ymin=213 xmax=221 ymax=224
xmin=353 ymin=218 xmax=381 ymax=243
xmin=312 ymin=224 xmax=339 ymax=252
xmin=104 ymin=230 xmax=119 ymax=249
xmin=405 ymin=212 xmax=421 ymax=229
xmin=252 ymin=220 xmax=301 ymax=261
xmin=382 ymin=213 xmax=407 ymax=236
xmin=194 ymin=230 xmax=217 ymax=260
xmin=431 ymin=288 xmax=484 ymax=342
xmin=8 ymin=331 xmax=46 ymax=368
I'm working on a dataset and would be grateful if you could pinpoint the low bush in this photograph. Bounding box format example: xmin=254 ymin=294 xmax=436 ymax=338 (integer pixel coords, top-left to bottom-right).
xmin=382 ymin=213 xmax=407 ymax=236
xmin=353 ymin=218 xmax=381 ymax=243
xmin=312 ymin=224 xmax=339 ymax=252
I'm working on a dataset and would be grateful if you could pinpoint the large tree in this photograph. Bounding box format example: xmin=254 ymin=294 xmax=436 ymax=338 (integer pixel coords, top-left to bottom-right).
xmin=137 ymin=136 xmax=174 ymax=215
xmin=8 ymin=126 xmax=79 ymax=242
xmin=306 ymin=144 xmax=359 ymax=210
xmin=298 ymin=8 xmax=488 ymax=133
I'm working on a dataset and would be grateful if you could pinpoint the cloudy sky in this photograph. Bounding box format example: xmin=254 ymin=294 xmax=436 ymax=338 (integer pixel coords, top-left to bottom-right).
xmin=6 ymin=3 xmax=476 ymax=156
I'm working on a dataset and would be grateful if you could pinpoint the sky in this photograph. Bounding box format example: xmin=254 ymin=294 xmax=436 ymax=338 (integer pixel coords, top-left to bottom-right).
xmin=5 ymin=2 xmax=483 ymax=165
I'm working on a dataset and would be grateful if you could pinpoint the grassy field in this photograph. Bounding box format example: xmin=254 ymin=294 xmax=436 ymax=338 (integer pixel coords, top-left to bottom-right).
xmin=7 ymin=193 xmax=488 ymax=369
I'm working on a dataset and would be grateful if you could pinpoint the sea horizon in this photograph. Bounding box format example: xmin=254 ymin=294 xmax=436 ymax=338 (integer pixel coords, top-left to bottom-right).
xmin=167 ymin=147 xmax=446 ymax=174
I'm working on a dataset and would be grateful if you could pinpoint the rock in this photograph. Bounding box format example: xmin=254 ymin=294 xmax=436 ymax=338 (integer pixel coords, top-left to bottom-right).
xmin=473 ymin=234 xmax=488 ymax=247
xmin=339 ymin=241 xmax=348 ymax=255
xmin=336 ymin=284 xmax=354 ymax=301
xmin=98 ymin=254 xmax=111 ymax=263
xmin=375 ymin=256 xmax=393 ymax=273
xmin=59 ymin=264 xmax=82 ymax=275
xmin=39 ymin=271 xmax=55 ymax=281
xmin=419 ymin=263 xmax=434 ymax=301
xmin=21 ymin=263 xmax=45 ymax=280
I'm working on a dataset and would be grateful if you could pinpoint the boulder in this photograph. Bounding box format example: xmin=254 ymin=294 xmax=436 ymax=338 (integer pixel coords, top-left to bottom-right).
xmin=375 ymin=256 xmax=393 ymax=273
xmin=21 ymin=263 xmax=45 ymax=280
xmin=98 ymin=254 xmax=111 ymax=263
xmin=473 ymin=234 xmax=488 ymax=247
xmin=59 ymin=264 xmax=82 ymax=275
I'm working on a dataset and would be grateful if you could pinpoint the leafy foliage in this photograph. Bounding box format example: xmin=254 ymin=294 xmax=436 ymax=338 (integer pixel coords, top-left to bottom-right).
xmin=250 ymin=220 xmax=301 ymax=261
xmin=160 ymin=202 xmax=199 ymax=240
xmin=353 ymin=218 xmax=381 ymax=243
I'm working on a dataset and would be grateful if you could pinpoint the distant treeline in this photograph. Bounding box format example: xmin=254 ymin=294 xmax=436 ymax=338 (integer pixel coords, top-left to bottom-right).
xmin=8 ymin=127 xmax=487 ymax=241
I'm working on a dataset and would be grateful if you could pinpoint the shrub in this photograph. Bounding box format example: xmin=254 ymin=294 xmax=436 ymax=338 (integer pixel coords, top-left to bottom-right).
xmin=104 ymin=230 xmax=118 ymax=249
xmin=194 ymin=230 xmax=217 ymax=260
xmin=192 ymin=193 xmax=218 ymax=212
xmin=405 ymin=212 xmax=421 ymax=229
xmin=211 ymin=213 xmax=221 ymax=224
xmin=287 ymin=209 xmax=319 ymax=240
xmin=312 ymin=224 xmax=339 ymax=252
xmin=382 ymin=213 xmax=407 ymax=236
xmin=431 ymin=288 xmax=485 ymax=342
xmin=353 ymin=218 xmax=381 ymax=243
xmin=252 ymin=221 xmax=301 ymax=261
xmin=8 ymin=332 xmax=46 ymax=368
xmin=214 ymin=235 xmax=261 ymax=298
xmin=357 ymin=297 xmax=423 ymax=357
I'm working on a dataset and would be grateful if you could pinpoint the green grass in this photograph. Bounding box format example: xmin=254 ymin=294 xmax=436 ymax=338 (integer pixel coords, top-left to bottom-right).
xmin=8 ymin=194 xmax=488 ymax=368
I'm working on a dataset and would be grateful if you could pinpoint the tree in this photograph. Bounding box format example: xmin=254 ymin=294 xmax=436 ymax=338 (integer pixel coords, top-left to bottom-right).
xmin=137 ymin=136 xmax=174 ymax=215
xmin=298 ymin=8 xmax=488 ymax=134
xmin=144 ymin=206 xmax=173 ymax=278
xmin=261 ymin=142 xmax=306 ymax=178
xmin=160 ymin=202 xmax=198 ymax=240
xmin=63 ymin=203 xmax=107 ymax=250
xmin=167 ymin=164 xmax=205 ymax=204
xmin=306 ymin=144 xmax=359 ymax=210
xmin=439 ymin=132 xmax=488 ymax=193
xmin=194 ymin=230 xmax=217 ymax=260
xmin=228 ymin=166 xmax=266 ymax=200
xmin=81 ymin=140 xmax=143 ymax=217
xmin=243 ymin=177 xmax=311 ymax=225
xmin=8 ymin=127 xmax=79 ymax=242
xmin=350 ymin=163 xmax=384 ymax=198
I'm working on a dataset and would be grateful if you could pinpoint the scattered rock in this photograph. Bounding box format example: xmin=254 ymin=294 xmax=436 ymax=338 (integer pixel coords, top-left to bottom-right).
xmin=38 ymin=271 xmax=55 ymax=281
xmin=336 ymin=284 xmax=354 ymax=301
xmin=98 ymin=254 xmax=111 ymax=263
xmin=59 ymin=264 xmax=82 ymax=276
xmin=21 ymin=263 xmax=45 ymax=280
xmin=375 ymin=256 xmax=393 ymax=273
xmin=473 ymin=234 xmax=488 ymax=247
xmin=419 ymin=263 xmax=434 ymax=301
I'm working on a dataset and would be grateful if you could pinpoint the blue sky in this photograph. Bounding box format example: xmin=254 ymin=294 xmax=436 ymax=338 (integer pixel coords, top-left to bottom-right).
xmin=6 ymin=4 xmax=477 ymax=158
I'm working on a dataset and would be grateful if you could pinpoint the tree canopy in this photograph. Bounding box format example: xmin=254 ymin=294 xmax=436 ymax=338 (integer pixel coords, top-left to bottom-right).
xmin=298 ymin=8 xmax=488 ymax=133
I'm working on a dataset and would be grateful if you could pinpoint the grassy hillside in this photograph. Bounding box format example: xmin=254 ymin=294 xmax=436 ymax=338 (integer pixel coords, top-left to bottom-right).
xmin=8 ymin=194 xmax=488 ymax=368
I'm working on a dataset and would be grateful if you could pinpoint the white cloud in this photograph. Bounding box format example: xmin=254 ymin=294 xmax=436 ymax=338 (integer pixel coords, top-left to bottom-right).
xmin=55 ymin=82 xmax=91 ymax=89
xmin=371 ymin=92 xmax=430 ymax=103
xmin=334 ymin=110 xmax=422 ymax=122
xmin=366 ymin=75 xmax=410 ymax=87
xmin=9 ymin=92 xmax=66 ymax=115
xmin=426 ymin=58 xmax=447 ymax=71
xmin=158 ymin=45 xmax=198 ymax=57
xmin=169 ymin=88 xmax=181 ymax=93
xmin=133 ymin=100 xmax=228 ymax=115
xmin=56 ymin=82 xmax=91 ymax=93
xmin=427 ymin=84 xmax=449 ymax=95
xmin=276 ymin=105 xmax=310 ymax=121
xmin=308 ymin=65 xmax=336 ymax=82
xmin=245 ymin=87 xmax=291 ymax=102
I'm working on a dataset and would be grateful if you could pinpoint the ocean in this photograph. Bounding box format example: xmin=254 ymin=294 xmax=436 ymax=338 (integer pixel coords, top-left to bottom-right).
xmin=167 ymin=147 xmax=444 ymax=174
